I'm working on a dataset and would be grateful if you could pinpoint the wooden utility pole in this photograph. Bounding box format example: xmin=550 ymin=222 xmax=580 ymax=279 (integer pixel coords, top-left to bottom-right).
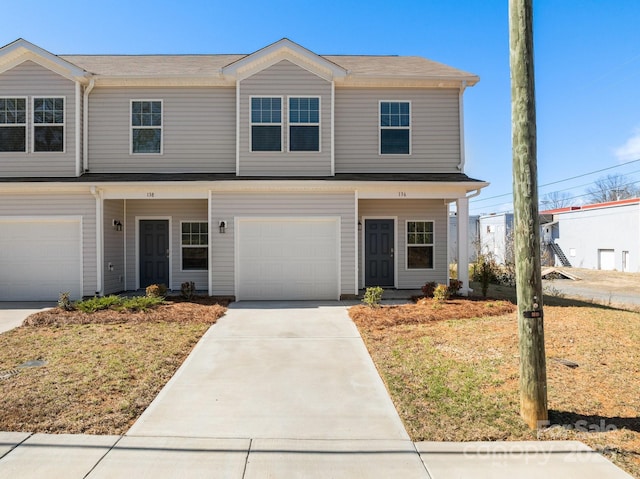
xmin=509 ymin=0 xmax=548 ymax=429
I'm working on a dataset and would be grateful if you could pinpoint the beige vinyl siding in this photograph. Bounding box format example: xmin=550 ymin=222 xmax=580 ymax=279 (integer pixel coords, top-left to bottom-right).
xmin=88 ymin=87 xmax=235 ymax=173
xmin=335 ymin=88 xmax=460 ymax=173
xmin=210 ymin=191 xmax=356 ymax=297
xmin=358 ymin=199 xmax=448 ymax=288
xmin=239 ymin=60 xmax=332 ymax=176
xmin=0 ymin=61 xmax=77 ymax=177
xmin=0 ymin=191 xmax=97 ymax=296
xmin=124 ymin=199 xmax=208 ymax=291
xmin=103 ymin=199 xmax=125 ymax=294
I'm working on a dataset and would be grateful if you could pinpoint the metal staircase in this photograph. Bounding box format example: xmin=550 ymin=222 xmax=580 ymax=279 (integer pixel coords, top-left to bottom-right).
xmin=549 ymin=243 xmax=572 ymax=267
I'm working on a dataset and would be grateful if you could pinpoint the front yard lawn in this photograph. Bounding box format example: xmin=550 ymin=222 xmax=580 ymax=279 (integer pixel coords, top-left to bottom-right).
xmin=350 ymin=289 xmax=640 ymax=478
xmin=0 ymin=297 xmax=225 ymax=434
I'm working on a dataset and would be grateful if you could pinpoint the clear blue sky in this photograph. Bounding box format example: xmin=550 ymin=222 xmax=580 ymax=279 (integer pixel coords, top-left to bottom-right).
xmin=3 ymin=0 xmax=640 ymax=214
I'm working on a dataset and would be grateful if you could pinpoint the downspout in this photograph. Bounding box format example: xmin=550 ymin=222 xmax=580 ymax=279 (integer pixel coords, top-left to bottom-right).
xmin=75 ymin=81 xmax=82 ymax=176
xmin=90 ymin=185 xmax=104 ymax=296
xmin=83 ymin=78 xmax=95 ymax=173
xmin=331 ymin=80 xmax=335 ymax=176
xmin=457 ymin=80 xmax=467 ymax=171
xmin=466 ymin=188 xmax=482 ymax=200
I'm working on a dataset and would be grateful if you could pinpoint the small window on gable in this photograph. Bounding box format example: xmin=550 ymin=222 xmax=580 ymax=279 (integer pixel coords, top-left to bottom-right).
xmin=251 ymin=97 xmax=282 ymax=152
xmin=181 ymin=222 xmax=208 ymax=270
xmin=33 ymin=97 xmax=64 ymax=152
xmin=380 ymin=101 xmax=410 ymax=155
xmin=0 ymin=98 xmax=26 ymax=152
xmin=407 ymin=220 xmax=434 ymax=269
xmin=289 ymin=97 xmax=319 ymax=152
xmin=131 ymin=100 xmax=162 ymax=154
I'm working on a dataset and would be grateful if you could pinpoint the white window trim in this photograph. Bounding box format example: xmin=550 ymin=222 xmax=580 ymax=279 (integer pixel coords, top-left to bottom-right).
xmin=287 ymin=95 xmax=321 ymax=153
xmin=130 ymin=99 xmax=163 ymax=155
xmin=405 ymin=219 xmax=435 ymax=271
xmin=379 ymin=100 xmax=411 ymax=156
xmin=32 ymin=96 xmax=65 ymax=154
xmin=249 ymin=95 xmax=283 ymax=153
xmin=180 ymin=220 xmax=209 ymax=272
xmin=0 ymin=96 xmax=28 ymax=154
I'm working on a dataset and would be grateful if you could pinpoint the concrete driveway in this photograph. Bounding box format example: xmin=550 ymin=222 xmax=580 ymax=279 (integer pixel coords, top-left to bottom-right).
xmin=0 ymin=303 xmax=54 ymax=333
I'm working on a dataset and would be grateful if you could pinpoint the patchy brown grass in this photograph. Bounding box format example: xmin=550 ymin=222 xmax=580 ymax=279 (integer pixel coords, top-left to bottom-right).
xmin=351 ymin=296 xmax=640 ymax=478
xmin=0 ymin=297 xmax=226 ymax=435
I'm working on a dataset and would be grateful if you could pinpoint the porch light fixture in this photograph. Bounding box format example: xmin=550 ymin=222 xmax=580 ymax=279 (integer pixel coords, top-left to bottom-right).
xmin=358 ymin=221 xmax=362 ymax=231
xmin=219 ymin=220 xmax=227 ymax=234
xmin=112 ymin=220 xmax=123 ymax=232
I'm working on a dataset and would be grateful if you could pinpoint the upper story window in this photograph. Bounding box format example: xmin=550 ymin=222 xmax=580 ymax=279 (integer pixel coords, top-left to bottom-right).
xmin=289 ymin=97 xmax=320 ymax=152
xmin=0 ymin=98 xmax=26 ymax=152
xmin=131 ymin=100 xmax=162 ymax=154
xmin=33 ymin=97 xmax=64 ymax=152
xmin=380 ymin=101 xmax=410 ymax=155
xmin=251 ymin=97 xmax=282 ymax=152
xmin=406 ymin=220 xmax=434 ymax=269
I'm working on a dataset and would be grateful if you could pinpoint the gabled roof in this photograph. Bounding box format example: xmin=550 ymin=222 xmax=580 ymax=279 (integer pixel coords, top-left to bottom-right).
xmin=0 ymin=38 xmax=479 ymax=87
xmin=221 ymin=38 xmax=348 ymax=82
xmin=0 ymin=38 xmax=89 ymax=82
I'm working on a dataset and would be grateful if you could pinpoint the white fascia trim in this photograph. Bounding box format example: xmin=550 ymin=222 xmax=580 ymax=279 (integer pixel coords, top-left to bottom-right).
xmin=0 ymin=40 xmax=89 ymax=82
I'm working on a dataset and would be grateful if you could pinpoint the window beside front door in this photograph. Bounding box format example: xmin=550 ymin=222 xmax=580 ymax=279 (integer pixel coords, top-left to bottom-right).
xmin=181 ymin=222 xmax=208 ymax=270
xmin=380 ymin=101 xmax=410 ymax=155
xmin=407 ymin=220 xmax=433 ymax=269
xmin=251 ymin=97 xmax=282 ymax=151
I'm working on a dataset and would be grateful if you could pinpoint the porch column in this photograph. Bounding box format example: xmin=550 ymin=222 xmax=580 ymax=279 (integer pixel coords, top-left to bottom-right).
xmin=457 ymin=196 xmax=470 ymax=296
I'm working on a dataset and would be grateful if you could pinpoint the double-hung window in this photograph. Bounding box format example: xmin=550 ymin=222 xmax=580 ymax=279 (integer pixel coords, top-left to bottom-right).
xmin=131 ymin=100 xmax=162 ymax=154
xmin=33 ymin=97 xmax=64 ymax=152
xmin=289 ymin=97 xmax=319 ymax=151
xmin=181 ymin=222 xmax=208 ymax=270
xmin=251 ymin=97 xmax=282 ymax=151
xmin=407 ymin=220 xmax=434 ymax=269
xmin=380 ymin=101 xmax=410 ymax=154
xmin=0 ymin=98 xmax=26 ymax=152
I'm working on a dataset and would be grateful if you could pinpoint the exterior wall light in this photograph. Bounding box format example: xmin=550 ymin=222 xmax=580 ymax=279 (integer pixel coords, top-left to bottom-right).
xmin=112 ymin=220 xmax=123 ymax=232
xmin=219 ymin=220 xmax=227 ymax=234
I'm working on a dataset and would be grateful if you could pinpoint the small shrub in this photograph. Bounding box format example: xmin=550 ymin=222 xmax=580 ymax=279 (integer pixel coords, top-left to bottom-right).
xmin=433 ymin=284 xmax=450 ymax=302
xmin=58 ymin=292 xmax=74 ymax=311
xmin=121 ymin=295 xmax=164 ymax=311
xmin=75 ymin=295 xmax=123 ymax=313
xmin=181 ymin=281 xmax=196 ymax=300
xmin=448 ymin=279 xmax=463 ymax=297
xmin=363 ymin=286 xmax=384 ymax=308
xmin=421 ymin=282 xmax=437 ymax=298
xmin=146 ymin=283 xmax=167 ymax=298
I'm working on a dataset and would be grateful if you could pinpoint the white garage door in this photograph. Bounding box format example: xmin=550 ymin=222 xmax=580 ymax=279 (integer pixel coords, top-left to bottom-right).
xmin=237 ymin=218 xmax=339 ymax=300
xmin=0 ymin=218 xmax=82 ymax=301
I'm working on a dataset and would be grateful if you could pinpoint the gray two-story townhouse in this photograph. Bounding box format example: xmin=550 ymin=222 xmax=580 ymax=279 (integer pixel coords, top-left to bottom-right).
xmin=0 ymin=38 xmax=487 ymax=301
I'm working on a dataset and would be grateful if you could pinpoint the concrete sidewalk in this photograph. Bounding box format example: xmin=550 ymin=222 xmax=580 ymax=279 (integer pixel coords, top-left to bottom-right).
xmin=0 ymin=301 xmax=634 ymax=478
xmin=0 ymin=302 xmax=55 ymax=333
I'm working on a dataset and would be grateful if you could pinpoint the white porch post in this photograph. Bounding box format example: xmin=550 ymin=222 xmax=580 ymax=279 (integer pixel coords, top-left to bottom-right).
xmin=457 ymin=196 xmax=470 ymax=296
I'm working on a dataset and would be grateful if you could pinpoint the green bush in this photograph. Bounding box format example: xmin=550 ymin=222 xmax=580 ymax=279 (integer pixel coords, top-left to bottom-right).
xmin=75 ymin=295 xmax=123 ymax=313
xmin=74 ymin=295 xmax=164 ymax=313
xmin=363 ymin=286 xmax=384 ymax=308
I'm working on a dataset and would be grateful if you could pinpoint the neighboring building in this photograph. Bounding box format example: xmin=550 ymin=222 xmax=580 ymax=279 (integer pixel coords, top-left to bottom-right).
xmin=541 ymin=198 xmax=640 ymax=272
xmin=0 ymin=38 xmax=487 ymax=301
xmin=448 ymin=212 xmax=480 ymax=263
xmin=478 ymin=212 xmax=514 ymax=264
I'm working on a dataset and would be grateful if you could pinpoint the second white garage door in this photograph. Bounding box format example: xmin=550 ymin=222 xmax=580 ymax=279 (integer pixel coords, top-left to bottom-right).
xmin=0 ymin=218 xmax=82 ymax=301
xmin=236 ymin=218 xmax=340 ymax=300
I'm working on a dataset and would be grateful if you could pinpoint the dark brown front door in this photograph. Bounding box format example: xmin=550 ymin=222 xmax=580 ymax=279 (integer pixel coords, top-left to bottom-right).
xmin=139 ymin=220 xmax=169 ymax=288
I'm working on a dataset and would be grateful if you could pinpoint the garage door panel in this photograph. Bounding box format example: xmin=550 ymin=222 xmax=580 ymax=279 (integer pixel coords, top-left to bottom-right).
xmin=237 ymin=218 xmax=339 ymax=301
xmin=0 ymin=219 xmax=82 ymax=301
